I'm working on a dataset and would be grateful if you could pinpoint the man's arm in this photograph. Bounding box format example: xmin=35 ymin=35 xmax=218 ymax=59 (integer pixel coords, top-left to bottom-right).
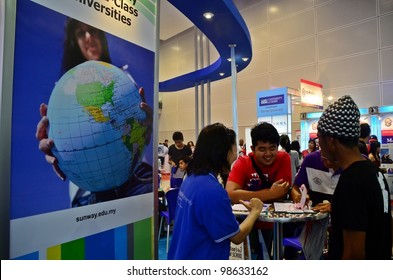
xmin=168 ymin=155 xmax=175 ymax=167
xmin=290 ymin=185 xmax=302 ymax=203
xmin=342 ymin=230 xmax=366 ymax=259
xmin=290 ymin=154 xmax=312 ymax=203
xmin=226 ymin=179 xmax=289 ymax=204
xmin=167 ymin=147 xmax=176 ymax=167
xmin=290 ymin=184 xmax=310 ymax=204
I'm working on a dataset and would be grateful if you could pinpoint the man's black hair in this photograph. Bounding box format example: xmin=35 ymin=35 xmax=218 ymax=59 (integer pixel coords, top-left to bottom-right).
xmin=172 ymin=131 xmax=184 ymax=141
xmin=360 ymin=123 xmax=371 ymax=138
xmin=250 ymin=122 xmax=280 ymax=147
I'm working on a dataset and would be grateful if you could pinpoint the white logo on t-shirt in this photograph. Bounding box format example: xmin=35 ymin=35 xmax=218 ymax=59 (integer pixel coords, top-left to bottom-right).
xmin=377 ymin=172 xmax=389 ymax=213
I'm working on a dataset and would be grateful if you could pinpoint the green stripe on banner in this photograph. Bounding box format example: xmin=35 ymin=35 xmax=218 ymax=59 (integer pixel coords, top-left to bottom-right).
xmin=136 ymin=0 xmax=156 ymax=25
xmin=133 ymin=217 xmax=153 ymax=259
xmin=61 ymin=238 xmax=85 ymax=260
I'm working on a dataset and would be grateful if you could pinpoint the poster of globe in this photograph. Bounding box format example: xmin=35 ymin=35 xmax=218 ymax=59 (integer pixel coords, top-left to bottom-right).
xmin=9 ymin=0 xmax=156 ymax=259
xmin=47 ymin=61 xmax=148 ymax=193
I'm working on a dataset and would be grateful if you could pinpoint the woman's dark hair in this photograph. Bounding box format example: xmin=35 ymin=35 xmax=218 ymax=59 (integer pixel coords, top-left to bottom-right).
xmin=251 ymin=122 xmax=279 ymax=147
xmin=187 ymin=123 xmax=236 ymax=177
xmin=291 ymin=140 xmax=302 ymax=159
xmin=179 ymin=155 xmax=191 ymax=164
xmin=369 ymin=141 xmax=381 ymax=159
xmin=308 ymin=139 xmax=317 ymax=152
xmin=279 ymin=134 xmax=291 ymax=153
xmin=61 ymin=18 xmax=112 ymax=74
xmin=187 ymin=141 xmax=194 ymax=147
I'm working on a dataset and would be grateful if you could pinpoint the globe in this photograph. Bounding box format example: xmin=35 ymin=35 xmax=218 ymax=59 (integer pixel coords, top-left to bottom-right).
xmin=47 ymin=60 xmax=147 ymax=192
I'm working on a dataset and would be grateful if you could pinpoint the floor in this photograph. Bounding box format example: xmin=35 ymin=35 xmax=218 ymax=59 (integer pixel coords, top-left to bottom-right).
xmin=158 ymin=235 xmax=170 ymax=260
xmin=158 ymin=171 xmax=171 ymax=260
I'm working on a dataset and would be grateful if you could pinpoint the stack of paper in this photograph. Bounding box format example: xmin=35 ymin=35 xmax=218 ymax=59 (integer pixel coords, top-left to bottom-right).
xmin=273 ymin=202 xmax=315 ymax=214
xmin=232 ymin=203 xmax=270 ymax=213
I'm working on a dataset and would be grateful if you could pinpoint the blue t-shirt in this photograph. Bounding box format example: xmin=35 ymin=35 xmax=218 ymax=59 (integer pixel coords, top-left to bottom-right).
xmin=168 ymin=173 xmax=240 ymax=260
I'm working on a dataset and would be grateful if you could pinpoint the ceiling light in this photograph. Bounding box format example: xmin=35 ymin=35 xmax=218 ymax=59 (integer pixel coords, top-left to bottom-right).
xmin=227 ymin=58 xmax=232 ymax=62
xmin=203 ymin=12 xmax=214 ymax=19
xmin=242 ymin=57 xmax=249 ymax=61
xmin=269 ymin=6 xmax=278 ymax=13
xmin=219 ymin=72 xmax=225 ymax=76
xmin=328 ymin=96 xmax=333 ymax=100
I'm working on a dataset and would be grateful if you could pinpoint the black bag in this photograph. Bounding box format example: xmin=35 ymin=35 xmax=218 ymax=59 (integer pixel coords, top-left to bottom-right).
xmin=249 ymin=156 xmax=273 ymax=191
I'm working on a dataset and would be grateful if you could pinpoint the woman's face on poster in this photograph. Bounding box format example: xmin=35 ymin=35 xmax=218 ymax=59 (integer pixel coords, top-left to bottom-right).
xmin=75 ymin=23 xmax=103 ymax=61
xmin=385 ymin=118 xmax=392 ymax=127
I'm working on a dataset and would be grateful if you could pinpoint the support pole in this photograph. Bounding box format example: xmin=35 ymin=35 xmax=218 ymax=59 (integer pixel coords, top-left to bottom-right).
xmin=229 ymin=44 xmax=238 ymax=138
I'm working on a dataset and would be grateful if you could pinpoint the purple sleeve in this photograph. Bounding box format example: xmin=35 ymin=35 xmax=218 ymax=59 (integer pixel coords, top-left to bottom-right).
xmin=293 ymin=153 xmax=315 ymax=189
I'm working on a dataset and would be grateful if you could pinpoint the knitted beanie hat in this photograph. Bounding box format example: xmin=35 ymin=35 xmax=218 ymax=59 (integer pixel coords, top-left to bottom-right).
xmin=317 ymin=95 xmax=360 ymax=142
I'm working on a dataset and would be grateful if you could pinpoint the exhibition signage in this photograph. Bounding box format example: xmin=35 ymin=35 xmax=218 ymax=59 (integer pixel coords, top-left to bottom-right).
xmin=308 ymin=120 xmax=318 ymax=140
xmin=300 ymin=79 xmax=323 ymax=109
xmin=380 ymin=144 xmax=393 ymax=198
xmin=8 ymin=0 xmax=157 ymax=259
xmin=381 ymin=115 xmax=393 ymax=144
xmin=257 ymin=87 xmax=288 ymax=117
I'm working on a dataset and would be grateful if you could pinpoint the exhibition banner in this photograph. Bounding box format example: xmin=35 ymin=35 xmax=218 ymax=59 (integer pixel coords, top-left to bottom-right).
xmin=32 ymin=0 xmax=156 ymax=51
xmin=380 ymin=114 xmax=393 ymax=144
xmin=380 ymin=144 xmax=393 ymax=198
xmin=272 ymin=115 xmax=289 ymax=135
xmin=308 ymin=120 xmax=318 ymax=140
xmin=9 ymin=0 xmax=157 ymax=259
xmin=300 ymin=79 xmax=323 ymax=109
xmin=256 ymin=87 xmax=288 ymax=117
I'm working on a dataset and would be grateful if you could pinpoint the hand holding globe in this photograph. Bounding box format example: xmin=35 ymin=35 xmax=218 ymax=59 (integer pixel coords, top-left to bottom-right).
xmin=36 ymin=61 xmax=153 ymax=193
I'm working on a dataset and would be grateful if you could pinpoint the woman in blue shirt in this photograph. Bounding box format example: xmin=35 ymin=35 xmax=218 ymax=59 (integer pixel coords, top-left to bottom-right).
xmin=168 ymin=123 xmax=262 ymax=260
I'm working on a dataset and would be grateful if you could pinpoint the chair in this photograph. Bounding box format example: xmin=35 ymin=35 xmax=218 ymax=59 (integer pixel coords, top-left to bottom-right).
xmin=158 ymin=188 xmax=180 ymax=253
xmin=282 ymin=224 xmax=305 ymax=260
xmin=283 ymin=237 xmax=302 ymax=250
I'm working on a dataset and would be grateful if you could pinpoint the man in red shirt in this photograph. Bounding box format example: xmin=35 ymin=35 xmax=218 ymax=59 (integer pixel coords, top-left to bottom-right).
xmin=226 ymin=122 xmax=291 ymax=203
xmin=226 ymin=122 xmax=291 ymax=259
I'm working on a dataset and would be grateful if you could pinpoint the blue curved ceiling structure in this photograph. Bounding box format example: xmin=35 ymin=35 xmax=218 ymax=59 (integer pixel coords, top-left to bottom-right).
xmin=158 ymin=0 xmax=252 ymax=92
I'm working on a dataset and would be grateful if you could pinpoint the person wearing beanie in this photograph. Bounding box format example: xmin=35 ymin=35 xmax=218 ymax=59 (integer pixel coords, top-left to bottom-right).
xmin=316 ymin=95 xmax=392 ymax=259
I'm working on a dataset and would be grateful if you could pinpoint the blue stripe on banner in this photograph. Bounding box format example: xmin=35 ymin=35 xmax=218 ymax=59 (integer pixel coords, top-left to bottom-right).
xmin=85 ymin=230 xmax=115 ymax=260
xmin=115 ymin=226 xmax=128 ymax=260
xmin=13 ymin=251 xmax=39 ymax=260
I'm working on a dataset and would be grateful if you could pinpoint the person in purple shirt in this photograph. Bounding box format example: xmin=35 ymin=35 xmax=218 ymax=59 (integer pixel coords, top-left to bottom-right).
xmin=290 ymin=150 xmax=341 ymax=208
xmin=284 ymin=150 xmax=342 ymax=259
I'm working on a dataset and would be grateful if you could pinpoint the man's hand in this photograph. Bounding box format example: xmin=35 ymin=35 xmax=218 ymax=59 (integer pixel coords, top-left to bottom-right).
xmin=312 ymin=201 xmax=331 ymax=213
xmin=269 ymin=179 xmax=290 ymax=200
xmin=290 ymin=185 xmax=310 ymax=204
